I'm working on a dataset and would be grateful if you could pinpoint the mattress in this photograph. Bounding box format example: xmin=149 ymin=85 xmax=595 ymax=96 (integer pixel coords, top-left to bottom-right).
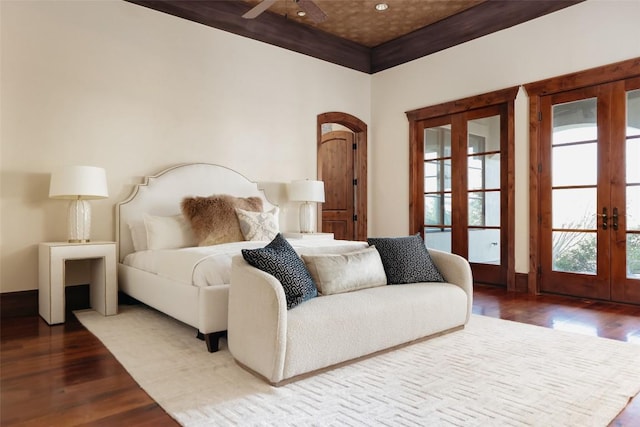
xmin=123 ymin=239 xmax=368 ymax=288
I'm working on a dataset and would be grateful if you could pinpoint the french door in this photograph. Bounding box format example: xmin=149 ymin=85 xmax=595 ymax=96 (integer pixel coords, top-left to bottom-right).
xmin=416 ymin=104 xmax=510 ymax=286
xmin=539 ymin=78 xmax=640 ymax=303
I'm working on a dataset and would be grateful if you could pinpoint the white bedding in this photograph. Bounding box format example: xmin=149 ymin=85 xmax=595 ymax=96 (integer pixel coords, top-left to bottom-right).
xmin=123 ymin=239 xmax=369 ymax=288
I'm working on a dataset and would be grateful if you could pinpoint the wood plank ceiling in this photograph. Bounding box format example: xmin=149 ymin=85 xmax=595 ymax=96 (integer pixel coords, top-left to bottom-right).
xmin=126 ymin=0 xmax=583 ymax=74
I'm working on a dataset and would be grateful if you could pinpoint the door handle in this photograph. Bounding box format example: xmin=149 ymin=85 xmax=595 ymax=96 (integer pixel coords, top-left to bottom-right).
xmin=597 ymin=207 xmax=608 ymax=230
xmin=612 ymin=207 xmax=619 ymax=231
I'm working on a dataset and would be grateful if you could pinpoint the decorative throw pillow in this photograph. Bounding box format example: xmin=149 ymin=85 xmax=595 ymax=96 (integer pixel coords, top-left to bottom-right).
xmin=235 ymin=207 xmax=279 ymax=241
xmin=367 ymin=234 xmax=445 ymax=284
xmin=241 ymin=233 xmax=317 ymax=309
xmin=181 ymin=195 xmax=263 ymax=246
xmin=143 ymin=214 xmax=196 ymax=250
xmin=301 ymin=246 xmax=387 ymax=295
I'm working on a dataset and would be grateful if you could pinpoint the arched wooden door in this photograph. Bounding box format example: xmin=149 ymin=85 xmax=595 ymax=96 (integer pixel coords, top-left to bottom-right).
xmin=319 ymin=131 xmax=355 ymax=240
xmin=317 ymin=112 xmax=368 ymax=241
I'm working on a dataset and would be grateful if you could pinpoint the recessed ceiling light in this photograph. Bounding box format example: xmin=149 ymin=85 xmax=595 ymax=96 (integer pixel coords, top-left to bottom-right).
xmin=297 ymin=10 xmax=306 ymax=17
xmin=375 ymin=3 xmax=389 ymax=11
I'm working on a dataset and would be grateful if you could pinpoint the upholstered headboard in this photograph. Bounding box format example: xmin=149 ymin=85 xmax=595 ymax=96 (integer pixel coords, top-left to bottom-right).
xmin=116 ymin=163 xmax=277 ymax=262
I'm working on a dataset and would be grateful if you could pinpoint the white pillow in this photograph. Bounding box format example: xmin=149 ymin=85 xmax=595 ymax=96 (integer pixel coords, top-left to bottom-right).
xmin=129 ymin=220 xmax=148 ymax=252
xmin=302 ymin=246 xmax=387 ymax=295
xmin=143 ymin=214 xmax=196 ymax=250
xmin=235 ymin=207 xmax=280 ymax=241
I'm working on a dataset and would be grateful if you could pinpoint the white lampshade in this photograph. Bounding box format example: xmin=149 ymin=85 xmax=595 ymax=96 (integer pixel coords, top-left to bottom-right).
xmin=49 ymin=166 xmax=109 ymax=200
xmin=288 ymin=180 xmax=325 ymax=233
xmin=288 ymin=180 xmax=325 ymax=203
xmin=49 ymin=166 xmax=108 ymax=243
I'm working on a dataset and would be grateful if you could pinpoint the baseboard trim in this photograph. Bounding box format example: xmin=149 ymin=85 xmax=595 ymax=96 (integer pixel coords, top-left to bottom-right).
xmin=0 ymin=290 xmax=38 ymax=318
xmin=1 ymin=285 xmax=91 ymax=319
xmin=514 ymin=273 xmax=529 ymax=293
xmin=1 ymin=275 xmax=533 ymax=318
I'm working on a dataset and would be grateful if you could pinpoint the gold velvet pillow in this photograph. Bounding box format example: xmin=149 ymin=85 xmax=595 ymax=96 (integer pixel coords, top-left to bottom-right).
xmin=181 ymin=195 xmax=263 ymax=246
xmin=301 ymin=246 xmax=387 ymax=295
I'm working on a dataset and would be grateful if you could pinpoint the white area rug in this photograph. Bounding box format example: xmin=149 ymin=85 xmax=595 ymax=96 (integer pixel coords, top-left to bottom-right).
xmin=75 ymin=305 xmax=640 ymax=427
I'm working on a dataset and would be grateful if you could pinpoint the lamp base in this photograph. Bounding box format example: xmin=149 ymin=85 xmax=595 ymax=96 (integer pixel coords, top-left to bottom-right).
xmin=298 ymin=202 xmax=317 ymax=234
xmin=68 ymin=199 xmax=92 ymax=243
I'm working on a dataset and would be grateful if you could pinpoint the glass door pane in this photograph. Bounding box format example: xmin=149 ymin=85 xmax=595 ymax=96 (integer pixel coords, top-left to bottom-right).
xmin=625 ymin=89 xmax=640 ymax=279
xmin=424 ymin=126 xmax=452 ymax=252
xmin=551 ymin=98 xmax=599 ymax=274
xmin=467 ymin=115 xmax=501 ymax=264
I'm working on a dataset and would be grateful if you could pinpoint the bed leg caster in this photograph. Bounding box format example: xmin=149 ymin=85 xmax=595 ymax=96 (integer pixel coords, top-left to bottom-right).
xmin=197 ymin=331 xmax=227 ymax=353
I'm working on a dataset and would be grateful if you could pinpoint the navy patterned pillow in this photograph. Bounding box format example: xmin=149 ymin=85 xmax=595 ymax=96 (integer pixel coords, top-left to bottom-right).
xmin=367 ymin=234 xmax=445 ymax=284
xmin=242 ymin=233 xmax=318 ymax=309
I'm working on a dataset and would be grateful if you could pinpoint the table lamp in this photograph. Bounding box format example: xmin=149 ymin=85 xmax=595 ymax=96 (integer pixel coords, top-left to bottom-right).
xmin=49 ymin=165 xmax=109 ymax=243
xmin=288 ymin=179 xmax=325 ymax=233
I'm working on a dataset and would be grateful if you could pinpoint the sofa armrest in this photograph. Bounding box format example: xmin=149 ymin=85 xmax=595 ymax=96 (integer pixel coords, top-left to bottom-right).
xmin=428 ymin=249 xmax=473 ymax=321
xmin=228 ymin=255 xmax=288 ymax=383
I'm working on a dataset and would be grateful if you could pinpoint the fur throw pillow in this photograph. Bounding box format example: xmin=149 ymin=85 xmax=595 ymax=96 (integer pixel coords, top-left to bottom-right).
xmin=181 ymin=195 xmax=263 ymax=246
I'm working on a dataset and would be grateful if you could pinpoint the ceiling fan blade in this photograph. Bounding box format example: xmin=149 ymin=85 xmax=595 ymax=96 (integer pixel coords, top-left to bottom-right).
xmin=242 ymin=0 xmax=278 ymax=19
xmin=297 ymin=0 xmax=327 ymax=23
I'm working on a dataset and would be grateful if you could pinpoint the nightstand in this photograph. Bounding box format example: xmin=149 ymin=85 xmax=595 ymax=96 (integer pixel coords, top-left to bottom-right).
xmin=39 ymin=241 xmax=117 ymax=325
xmin=282 ymin=232 xmax=334 ymax=240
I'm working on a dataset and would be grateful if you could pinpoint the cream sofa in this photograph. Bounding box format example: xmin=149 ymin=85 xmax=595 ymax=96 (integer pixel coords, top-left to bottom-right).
xmin=228 ymin=248 xmax=473 ymax=386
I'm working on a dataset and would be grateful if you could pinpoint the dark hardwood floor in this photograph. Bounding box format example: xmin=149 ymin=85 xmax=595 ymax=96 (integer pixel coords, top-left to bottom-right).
xmin=2 ymin=285 xmax=639 ymax=426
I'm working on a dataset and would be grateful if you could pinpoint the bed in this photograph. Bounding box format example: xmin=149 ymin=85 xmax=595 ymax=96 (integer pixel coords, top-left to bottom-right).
xmin=116 ymin=163 xmax=367 ymax=352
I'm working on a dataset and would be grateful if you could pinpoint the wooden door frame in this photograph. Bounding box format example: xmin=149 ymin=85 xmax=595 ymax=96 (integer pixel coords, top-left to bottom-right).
xmin=406 ymin=86 xmax=518 ymax=290
xmin=523 ymin=57 xmax=640 ymax=295
xmin=317 ymin=112 xmax=368 ymax=241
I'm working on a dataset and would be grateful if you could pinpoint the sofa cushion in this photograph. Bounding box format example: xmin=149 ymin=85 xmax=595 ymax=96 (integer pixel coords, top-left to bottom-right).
xmin=367 ymin=234 xmax=445 ymax=284
xmin=302 ymin=246 xmax=387 ymax=295
xmin=242 ymin=233 xmax=317 ymax=309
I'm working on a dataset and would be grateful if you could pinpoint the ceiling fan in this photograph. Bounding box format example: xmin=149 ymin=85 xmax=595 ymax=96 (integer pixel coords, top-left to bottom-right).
xmin=242 ymin=0 xmax=328 ymax=24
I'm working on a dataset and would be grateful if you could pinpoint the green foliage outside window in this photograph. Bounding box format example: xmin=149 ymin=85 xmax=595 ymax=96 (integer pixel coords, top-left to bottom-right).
xmin=553 ymin=211 xmax=640 ymax=277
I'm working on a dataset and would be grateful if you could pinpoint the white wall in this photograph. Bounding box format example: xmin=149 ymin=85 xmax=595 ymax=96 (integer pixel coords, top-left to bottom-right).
xmin=370 ymin=0 xmax=640 ymax=273
xmin=3 ymin=0 xmax=639 ymax=294
xmin=0 ymin=0 xmax=371 ymax=292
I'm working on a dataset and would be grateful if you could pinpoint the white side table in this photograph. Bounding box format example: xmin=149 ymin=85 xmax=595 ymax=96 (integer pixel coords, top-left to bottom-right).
xmin=39 ymin=241 xmax=117 ymax=325
xmin=282 ymin=232 xmax=334 ymax=240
